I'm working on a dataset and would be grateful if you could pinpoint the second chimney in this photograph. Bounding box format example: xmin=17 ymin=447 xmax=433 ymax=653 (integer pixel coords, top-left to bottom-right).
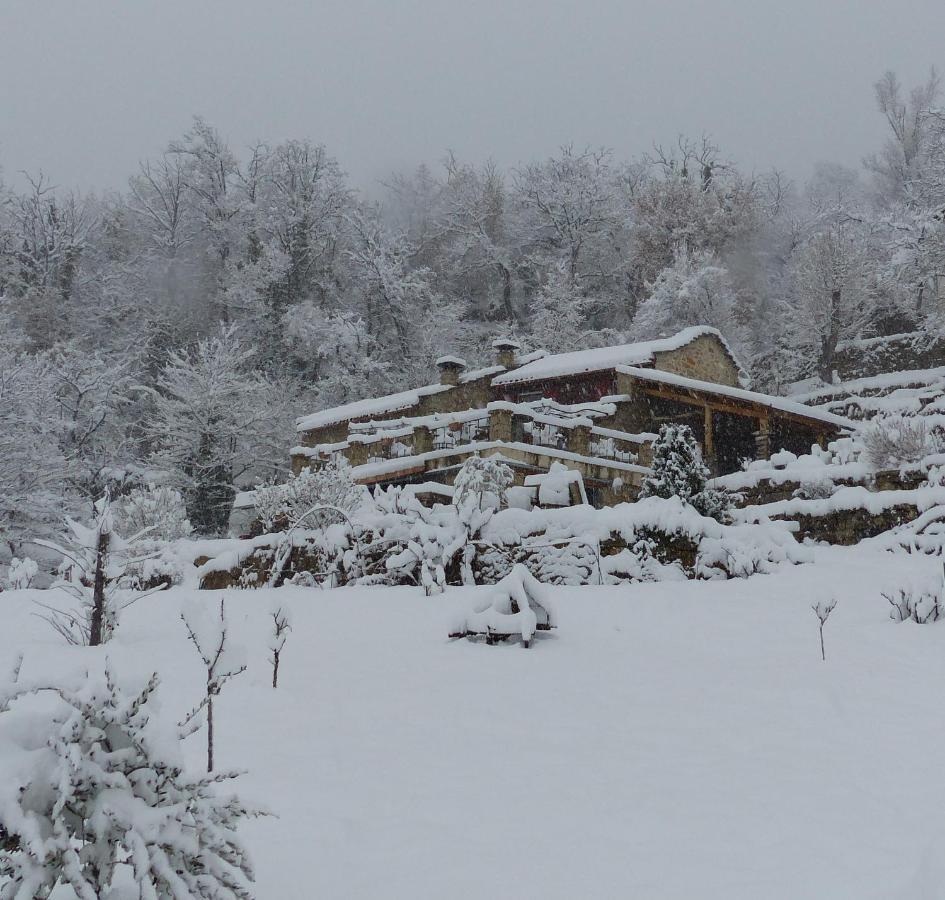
xmin=492 ymin=337 xmax=521 ymax=369
xmin=435 ymin=355 xmax=467 ymax=386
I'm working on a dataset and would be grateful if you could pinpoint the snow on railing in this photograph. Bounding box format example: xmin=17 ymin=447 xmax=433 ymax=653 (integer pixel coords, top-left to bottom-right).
xmin=433 ymin=415 xmax=490 ymax=449
xmin=589 ymin=437 xmax=637 ymax=464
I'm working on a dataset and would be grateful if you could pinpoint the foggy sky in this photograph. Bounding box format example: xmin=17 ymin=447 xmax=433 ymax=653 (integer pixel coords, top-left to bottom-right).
xmin=1 ymin=0 xmax=942 ymax=194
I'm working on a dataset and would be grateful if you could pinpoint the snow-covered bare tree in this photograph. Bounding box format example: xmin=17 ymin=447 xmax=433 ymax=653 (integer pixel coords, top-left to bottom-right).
xmin=253 ymin=460 xmax=367 ymax=533
xmin=146 ymin=326 xmax=289 ymax=534
xmin=34 ymin=494 xmax=166 ymax=645
xmin=631 ymin=247 xmax=747 ymax=357
xmin=181 ymin=598 xmax=248 ymax=772
xmin=269 ymin=602 xmax=291 ymax=688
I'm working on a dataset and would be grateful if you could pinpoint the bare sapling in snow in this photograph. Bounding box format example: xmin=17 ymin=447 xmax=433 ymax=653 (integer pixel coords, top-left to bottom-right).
xmin=181 ymin=598 xmax=248 ymax=771
xmin=33 ymin=494 xmax=167 ymax=646
xmin=812 ymin=598 xmax=838 ymax=661
xmin=0 ymin=661 xmax=261 ymax=898
xmin=269 ymin=602 xmax=291 ymax=688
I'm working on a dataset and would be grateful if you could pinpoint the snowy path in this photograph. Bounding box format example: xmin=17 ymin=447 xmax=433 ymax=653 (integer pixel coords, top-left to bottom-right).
xmin=2 ymin=547 xmax=943 ymax=898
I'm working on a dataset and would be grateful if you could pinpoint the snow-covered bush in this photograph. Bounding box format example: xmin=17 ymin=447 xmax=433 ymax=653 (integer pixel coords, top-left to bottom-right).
xmin=863 ymin=415 xmax=941 ymax=470
xmin=453 ymin=454 xmax=513 ymax=520
xmin=6 ymin=557 xmax=37 ymax=590
xmin=639 ymin=423 xmax=733 ymax=521
xmin=114 ymin=483 xmax=194 ymax=541
xmin=253 ymin=460 xmax=367 ymax=533
xmin=0 ymin=663 xmax=260 ymax=897
xmin=883 ymin=572 xmax=943 ymax=623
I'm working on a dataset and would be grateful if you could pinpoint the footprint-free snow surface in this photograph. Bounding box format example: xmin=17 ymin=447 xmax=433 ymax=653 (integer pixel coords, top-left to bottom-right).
xmin=2 ymin=545 xmax=943 ymax=899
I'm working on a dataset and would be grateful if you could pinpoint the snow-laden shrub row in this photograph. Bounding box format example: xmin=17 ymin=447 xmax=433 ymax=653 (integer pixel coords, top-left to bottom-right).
xmin=196 ymin=493 xmax=809 ymax=590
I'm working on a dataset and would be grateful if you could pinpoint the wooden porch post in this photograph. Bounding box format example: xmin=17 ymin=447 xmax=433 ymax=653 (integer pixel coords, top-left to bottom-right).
xmin=703 ymin=405 xmax=716 ymax=473
xmin=756 ymin=416 xmax=770 ymax=460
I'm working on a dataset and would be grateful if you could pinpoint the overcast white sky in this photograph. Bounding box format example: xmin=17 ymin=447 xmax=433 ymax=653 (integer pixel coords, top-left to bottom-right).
xmin=1 ymin=0 xmax=942 ymax=194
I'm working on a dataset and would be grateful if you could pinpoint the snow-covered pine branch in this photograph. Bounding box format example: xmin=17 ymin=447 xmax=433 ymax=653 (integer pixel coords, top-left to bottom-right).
xmin=0 ymin=661 xmax=262 ymax=898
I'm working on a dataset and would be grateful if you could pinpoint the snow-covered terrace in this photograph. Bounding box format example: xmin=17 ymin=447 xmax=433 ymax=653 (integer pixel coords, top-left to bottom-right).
xmin=345 ymin=440 xmax=648 ymax=485
xmin=291 ymin=398 xmax=652 ymax=470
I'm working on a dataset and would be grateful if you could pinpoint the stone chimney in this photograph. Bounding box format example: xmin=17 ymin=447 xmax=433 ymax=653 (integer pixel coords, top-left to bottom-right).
xmin=492 ymin=337 xmax=521 ymax=369
xmin=435 ymin=355 xmax=467 ymax=386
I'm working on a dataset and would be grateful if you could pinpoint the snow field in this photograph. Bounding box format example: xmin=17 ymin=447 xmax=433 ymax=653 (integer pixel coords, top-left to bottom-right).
xmin=2 ymin=545 xmax=944 ymax=898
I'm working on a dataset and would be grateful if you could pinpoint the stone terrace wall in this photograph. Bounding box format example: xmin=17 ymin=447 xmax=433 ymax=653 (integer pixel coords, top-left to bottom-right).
xmin=834 ymin=332 xmax=945 ymax=380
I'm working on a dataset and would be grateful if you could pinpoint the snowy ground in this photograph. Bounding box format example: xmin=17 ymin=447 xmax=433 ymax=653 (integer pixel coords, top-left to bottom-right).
xmin=3 ymin=546 xmax=945 ymax=899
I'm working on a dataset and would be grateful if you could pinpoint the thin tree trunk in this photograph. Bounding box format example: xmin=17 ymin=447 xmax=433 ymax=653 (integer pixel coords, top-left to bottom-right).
xmin=272 ymin=651 xmax=280 ymax=689
xmin=89 ymin=529 xmax=109 ymax=646
xmin=207 ymin=678 xmax=214 ymax=772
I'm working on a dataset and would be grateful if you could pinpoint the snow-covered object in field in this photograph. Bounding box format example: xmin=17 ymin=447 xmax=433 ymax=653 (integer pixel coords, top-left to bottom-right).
xmin=7 ymin=556 xmax=37 ymax=590
xmin=492 ymin=326 xmax=741 ymax=386
xmin=0 ymin=663 xmax=259 ymax=897
xmin=525 ymin=462 xmax=588 ymax=507
xmin=450 ymin=564 xmax=555 ymax=646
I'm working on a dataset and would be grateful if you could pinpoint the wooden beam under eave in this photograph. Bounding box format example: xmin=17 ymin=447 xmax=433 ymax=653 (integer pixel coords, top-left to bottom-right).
xmin=633 ymin=381 xmax=839 ymax=434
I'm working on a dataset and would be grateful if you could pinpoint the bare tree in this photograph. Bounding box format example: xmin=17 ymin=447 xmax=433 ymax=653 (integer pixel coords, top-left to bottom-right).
xmin=269 ymin=604 xmax=291 ymax=688
xmin=812 ymin=598 xmax=837 ymax=661
xmin=181 ymin=598 xmax=247 ymax=771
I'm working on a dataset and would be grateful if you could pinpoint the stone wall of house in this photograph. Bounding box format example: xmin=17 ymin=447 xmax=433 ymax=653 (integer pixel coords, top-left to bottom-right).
xmin=652 ymin=334 xmax=740 ymax=386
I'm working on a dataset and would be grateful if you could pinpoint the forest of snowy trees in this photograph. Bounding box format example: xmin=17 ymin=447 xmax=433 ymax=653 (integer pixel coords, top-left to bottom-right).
xmin=2 ymin=68 xmax=944 ymax=548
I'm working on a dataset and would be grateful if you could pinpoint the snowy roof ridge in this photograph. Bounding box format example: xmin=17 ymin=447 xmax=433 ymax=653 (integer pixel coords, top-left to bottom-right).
xmin=616 ymin=366 xmax=854 ymax=430
xmin=296 ymin=383 xmax=450 ymax=432
xmin=491 ymin=327 xmax=739 ymax=387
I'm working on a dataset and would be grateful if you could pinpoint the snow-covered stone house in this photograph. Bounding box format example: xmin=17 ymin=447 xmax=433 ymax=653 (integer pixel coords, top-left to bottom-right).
xmin=292 ymin=327 xmax=850 ymax=507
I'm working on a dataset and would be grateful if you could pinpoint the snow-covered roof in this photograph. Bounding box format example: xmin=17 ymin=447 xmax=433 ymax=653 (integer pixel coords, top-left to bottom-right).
xmin=492 ymin=327 xmax=737 ymax=387
xmin=616 ymin=366 xmax=854 ymax=430
xmin=492 ymin=337 xmax=522 ymax=349
xmin=459 ymin=364 xmax=505 ymax=384
xmin=296 ymin=383 xmax=450 ymax=432
xmin=435 ymin=355 xmax=467 ymax=368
